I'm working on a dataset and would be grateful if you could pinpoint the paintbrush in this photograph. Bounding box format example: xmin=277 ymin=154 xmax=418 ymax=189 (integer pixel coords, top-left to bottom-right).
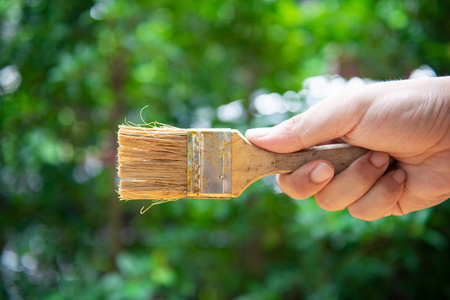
xmin=117 ymin=125 xmax=370 ymax=202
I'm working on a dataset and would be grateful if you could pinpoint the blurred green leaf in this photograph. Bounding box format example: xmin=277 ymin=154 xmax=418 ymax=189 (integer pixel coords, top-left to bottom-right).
xmin=1 ymin=0 xmax=449 ymax=299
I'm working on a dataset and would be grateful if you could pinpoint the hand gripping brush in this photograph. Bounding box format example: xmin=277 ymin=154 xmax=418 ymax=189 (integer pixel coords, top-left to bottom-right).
xmin=117 ymin=125 xmax=370 ymax=204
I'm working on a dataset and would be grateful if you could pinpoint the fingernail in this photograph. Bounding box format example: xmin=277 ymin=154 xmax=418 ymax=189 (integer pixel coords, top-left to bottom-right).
xmin=246 ymin=127 xmax=272 ymax=139
xmin=392 ymin=169 xmax=406 ymax=184
xmin=370 ymin=151 xmax=389 ymax=168
xmin=310 ymin=162 xmax=334 ymax=184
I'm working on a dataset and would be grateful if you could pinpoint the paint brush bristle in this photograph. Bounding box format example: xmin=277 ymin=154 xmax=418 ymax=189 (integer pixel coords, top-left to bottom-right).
xmin=117 ymin=125 xmax=188 ymax=201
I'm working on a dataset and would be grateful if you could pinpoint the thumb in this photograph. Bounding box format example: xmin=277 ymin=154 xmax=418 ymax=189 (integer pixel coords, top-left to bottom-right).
xmin=245 ymin=93 xmax=367 ymax=153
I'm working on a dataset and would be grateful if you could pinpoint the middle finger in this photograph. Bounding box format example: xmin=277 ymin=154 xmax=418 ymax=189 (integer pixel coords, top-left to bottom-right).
xmin=314 ymin=151 xmax=390 ymax=211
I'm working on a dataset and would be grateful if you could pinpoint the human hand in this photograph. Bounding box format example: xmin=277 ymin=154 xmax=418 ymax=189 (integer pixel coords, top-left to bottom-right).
xmin=246 ymin=77 xmax=450 ymax=220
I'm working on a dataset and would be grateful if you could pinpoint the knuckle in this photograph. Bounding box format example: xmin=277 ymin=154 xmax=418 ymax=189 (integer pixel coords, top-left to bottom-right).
xmin=352 ymin=157 xmax=387 ymax=184
xmin=277 ymin=175 xmax=306 ymax=200
xmin=291 ymin=193 xmax=308 ymax=201
xmin=315 ymin=193 xmax=344 ymax=211
xmin=288 ymin=186 xmax=311 ymax=201
xmin=280 ymin=116 xmax=300 ymax=131
xmin=283 ymin=187 xmax=309 ymax=200
xmin=279 ymin=117 xmax=306 ymax=148
xmin=376 ymin=178 xmax=399 ymax=204
xmin=357 ymin=168 xmax=380 ymax=186
xmin=348 ymin=205 xmax=378 ymax=221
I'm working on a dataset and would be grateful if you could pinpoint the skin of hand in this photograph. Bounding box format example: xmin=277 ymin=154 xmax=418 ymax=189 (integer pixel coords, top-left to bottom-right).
xmin=246 ymin=76 xmax=450 ymax=221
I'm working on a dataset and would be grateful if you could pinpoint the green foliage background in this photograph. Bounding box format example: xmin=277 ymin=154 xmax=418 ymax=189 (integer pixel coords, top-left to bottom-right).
xmin=1 ymin=0 xmax=449 ymax=299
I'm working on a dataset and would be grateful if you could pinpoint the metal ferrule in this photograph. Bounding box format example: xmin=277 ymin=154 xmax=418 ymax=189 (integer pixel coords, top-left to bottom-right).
xmin=187 ymin=129 xmax=232 ymax=198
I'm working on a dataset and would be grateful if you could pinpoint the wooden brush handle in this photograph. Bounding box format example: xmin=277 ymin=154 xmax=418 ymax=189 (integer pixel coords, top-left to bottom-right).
xmin=269 ymin=143 xmax=369 ymax=174
xmin=231 ymin=131 xmax=370 ymax=197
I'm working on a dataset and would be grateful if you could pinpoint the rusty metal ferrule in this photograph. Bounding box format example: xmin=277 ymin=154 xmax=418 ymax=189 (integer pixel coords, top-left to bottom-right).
xmin=187 ymin=129 xmax=232 ymax=199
